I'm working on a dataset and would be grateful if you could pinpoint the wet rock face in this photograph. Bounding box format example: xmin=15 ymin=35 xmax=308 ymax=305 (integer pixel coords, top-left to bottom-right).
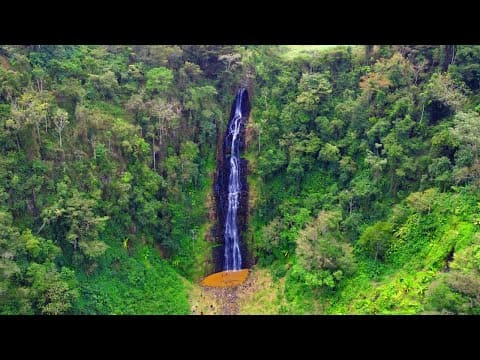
xmin=213 ymin=89 xmax=251 ymax=272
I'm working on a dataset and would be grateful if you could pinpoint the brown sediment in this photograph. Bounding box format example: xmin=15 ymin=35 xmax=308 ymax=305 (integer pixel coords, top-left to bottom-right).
xmin=201 ymin=269 xmax=249 ymax=287
xmin=199 ymin=269 xmax=249 ymax=315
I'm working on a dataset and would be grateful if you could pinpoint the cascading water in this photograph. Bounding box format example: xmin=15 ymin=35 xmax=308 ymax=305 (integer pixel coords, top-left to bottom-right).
xmin=223 ymin=88 xmax=248 ymax=271
xmin=201 ymin=87 xmax=250 ymax=288
xmin=201 ymin=87 xmax=250 ymax=289
xmin=212 ymin=86 xmax=250 ymax=275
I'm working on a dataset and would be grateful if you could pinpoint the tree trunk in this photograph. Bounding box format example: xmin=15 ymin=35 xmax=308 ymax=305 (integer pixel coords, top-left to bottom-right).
xmin=152 ymin=136 xmax=156 ymax=169
xmin=450 ymin=45 xmax=456 ymax=65
xmin=90 ymin=135 xmax=96 ymax=159
xmin=36 ymin=78 xmax=43 ymax=92
xmin=258 ymin=127 xmax=261 ymax=153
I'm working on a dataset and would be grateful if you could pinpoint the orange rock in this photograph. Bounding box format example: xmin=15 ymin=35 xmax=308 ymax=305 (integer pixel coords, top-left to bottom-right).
xmin=201 ymin=269 xmax=249 ymax=288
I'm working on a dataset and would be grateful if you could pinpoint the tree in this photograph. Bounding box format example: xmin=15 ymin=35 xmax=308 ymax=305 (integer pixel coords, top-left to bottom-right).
xmin=1 ymin=207 xmax=69 ymax=314
xmin=146 ymin=98 xmax=180 ymax=163
xmin=425 ymin=269 xmax=480 ymax=314
xmin=451 ymin=111 xmax=480 ymax=163
xmin=360 ymin=52 xmax=413 ymax=106
xmin=296 ymin=210 xmax=355 ymax=285
xmin=0 ymin=67 xmax=21 ymax=101
xmin=145 ymin=66 xmax=173 ymax=94
xmin=318 ymin=143 xmax=340 ymax=163
xmin=448 ymin=45 xmax=480 ymax=90
xmin=296 ymin=72 xmax=332 ymax=112
xmin=426 ymin=242 xmax=480 ymax=314
xmin=53 ymin=108 xmax=69 ymax=149
xmin=88 ymin=70 xmax=119 ymax=99
xmin=74 ymin=105 xmax=113 ymax=159
xmin=26 ymin=263 xmax=79 ymax=315
xmin=405 ymin=188 xmax=438 ymax=214
xmin=40 ymin=186 xmax=108 ymax=263
xmin=0 ymin=210 xmax=22 ymax=312
xmin=381 ymin=132 xmax=407 ymax=192
xmin=54 ymin=78 xmax=86 ymax=108
xmin=425 ymin=276 xmax=465 ymax=314
xmin=257 ymin=217 xmax=283 ymax=257
xmin=178 ymin=141 xmax=200 ymax=186
xmin=164 ymin=140 xmax=200 ymax=190
xmin=257 ymin=148 xmax=287 ymax=177
xmin=184 ymin=85 xmax=220 ymax=151
xmin=428 ymin=157 xmax=452 ymax=190
xmin=374 ymin=52 xmax=413 ymax=88
xmin=424 ymin=72 xmax=467 ymax=119
xmin=451 ymin=111 xmax=480 ymax=185
xmin=125 ymin=93 xmax=147 ymax=123
xmin=358 ymin=221 xmax=393 ymax=261
xmin=177 ymin=61 xmax=202 ymax=91
xmin=32 ymin=66 xmax=47 ymax=92
xmin=10 ymin=91 xmax=50 ymax=142
xmin=219 ymin=53 xmax=242 ymax=72
xmin=133 ymin=45 xmax=183 ymax=68
xmin=365 ymin=150 xmax=387 ymax=180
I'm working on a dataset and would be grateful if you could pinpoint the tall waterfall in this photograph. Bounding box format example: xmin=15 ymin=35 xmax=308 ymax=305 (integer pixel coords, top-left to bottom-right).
xmin=224 ymin=88 xmax=247 ymax=271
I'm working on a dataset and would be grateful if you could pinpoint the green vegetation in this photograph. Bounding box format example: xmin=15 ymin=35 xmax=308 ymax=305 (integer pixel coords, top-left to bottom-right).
xmin=281 ymin=45 xmax=353 ymax=60
xmin=246 ymin=45 xmax=480 ymax=314
xmin=0 ymin=45 xmax=244 ymax=314
xmin=1 ymin=45 xmax=480 ymax=314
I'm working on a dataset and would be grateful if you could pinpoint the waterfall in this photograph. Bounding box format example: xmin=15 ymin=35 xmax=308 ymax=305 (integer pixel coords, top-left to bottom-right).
xmin=224 ymin=88 xmax=247 ymax=271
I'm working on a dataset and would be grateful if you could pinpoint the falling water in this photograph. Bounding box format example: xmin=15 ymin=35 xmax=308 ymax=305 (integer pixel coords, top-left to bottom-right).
xmin=224 ymin=88 xmax=247 ymax=271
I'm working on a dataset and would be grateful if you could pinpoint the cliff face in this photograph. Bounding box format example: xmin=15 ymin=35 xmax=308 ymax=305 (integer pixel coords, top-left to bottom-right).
xmin=212 ymin=88 xmax=251 ymax=272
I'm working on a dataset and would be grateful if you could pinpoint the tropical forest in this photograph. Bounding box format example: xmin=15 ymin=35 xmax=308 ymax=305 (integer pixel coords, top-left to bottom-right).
xmin=1 ymin=45 xmax=479 ymax=315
